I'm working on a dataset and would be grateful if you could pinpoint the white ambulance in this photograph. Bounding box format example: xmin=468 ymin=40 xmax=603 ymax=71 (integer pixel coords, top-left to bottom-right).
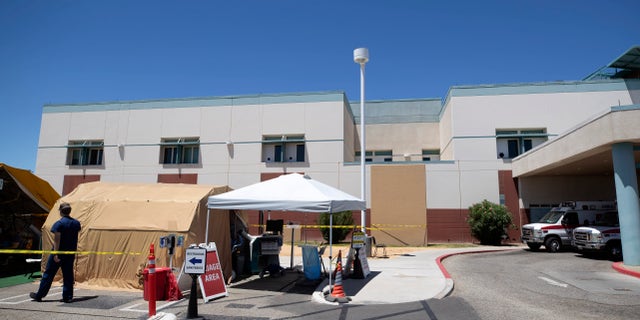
xmin=521 ymin=201 xmax=616 ymax=252
xmin=572 ymin=211 xmax=622 ymax=261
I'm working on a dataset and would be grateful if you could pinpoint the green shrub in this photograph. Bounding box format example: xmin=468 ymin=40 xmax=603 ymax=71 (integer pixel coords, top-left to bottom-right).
xmin=319 ymin=211 xmax=354 ymax=243
xmin=467 ymin=200 xmax=513 ymax=245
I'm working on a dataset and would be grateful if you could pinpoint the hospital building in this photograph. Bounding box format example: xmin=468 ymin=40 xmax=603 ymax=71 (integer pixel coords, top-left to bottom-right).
xmin=35 ymin=46 xmax=640 ymax=248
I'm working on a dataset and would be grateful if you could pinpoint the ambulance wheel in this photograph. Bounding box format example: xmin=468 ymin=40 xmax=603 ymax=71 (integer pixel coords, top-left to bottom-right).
xmin=607 ymin=242 xmax=622 ymax=261
xmin=545 ymin=237 xmax=561 ymax=253
xmin=527 ymin=243 xmax=541 ymax=251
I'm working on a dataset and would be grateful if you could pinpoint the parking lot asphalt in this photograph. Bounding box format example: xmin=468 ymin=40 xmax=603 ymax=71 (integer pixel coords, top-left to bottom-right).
xmin=4 ymin=245 xmax=639 ymax=320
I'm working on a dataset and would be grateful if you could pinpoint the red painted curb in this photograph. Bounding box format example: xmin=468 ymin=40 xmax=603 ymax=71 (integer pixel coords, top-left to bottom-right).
xmin=436 ymin=249 xmax=511 ymax=279
xmin=612 ymin=262 xmax=640 ymax=279
xmin=436 ymin=249 xmax=640 ymax=280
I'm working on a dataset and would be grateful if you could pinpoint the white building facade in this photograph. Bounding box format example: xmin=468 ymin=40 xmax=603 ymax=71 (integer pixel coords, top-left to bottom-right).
xmin=36 ymin=48 xmax=640 ymax=246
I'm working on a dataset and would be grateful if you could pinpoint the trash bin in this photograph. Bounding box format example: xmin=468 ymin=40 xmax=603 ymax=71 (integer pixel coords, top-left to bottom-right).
xmin=143 ymin=267 xmax=170 ymax=301
xmin=365 ymin=236 xmax=373 ymax=257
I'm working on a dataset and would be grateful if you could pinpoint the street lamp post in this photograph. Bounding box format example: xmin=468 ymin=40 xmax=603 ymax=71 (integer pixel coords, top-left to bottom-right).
xmin=354 ymin=48 xmax=369 ymax=234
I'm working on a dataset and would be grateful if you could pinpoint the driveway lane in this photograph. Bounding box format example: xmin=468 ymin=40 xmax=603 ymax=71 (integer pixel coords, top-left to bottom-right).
xmin=444 ymin=249 xmax=640 ymax=320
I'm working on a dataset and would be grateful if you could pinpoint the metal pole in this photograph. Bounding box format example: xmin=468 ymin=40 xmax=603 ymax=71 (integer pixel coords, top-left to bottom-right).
xmin=205 ymin=208 xmax=210 ymax=244
xmin=359 ymin=61 xmax=366 ymax=233
xmin=329 ymin=213 xmax=333 ymax=288
xmin=290 ymin=226 xmax=294 ymax=269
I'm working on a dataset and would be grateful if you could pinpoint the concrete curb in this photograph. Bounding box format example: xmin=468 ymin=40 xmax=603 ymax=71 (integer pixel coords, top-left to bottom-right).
xmin=311 ymin=283 xmax=339 ymax=305
xmin=433 ymin=249 xmax=516 ymax=299
xmin=612 ymin=262 xmax=640 ymax=278
xmin=148 ymin=312 xmax=177 ymax=320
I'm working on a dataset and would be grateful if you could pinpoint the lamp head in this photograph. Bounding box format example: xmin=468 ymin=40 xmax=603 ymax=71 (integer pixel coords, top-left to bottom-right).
xmin=353 ymin=48 xmax=369 ymax=64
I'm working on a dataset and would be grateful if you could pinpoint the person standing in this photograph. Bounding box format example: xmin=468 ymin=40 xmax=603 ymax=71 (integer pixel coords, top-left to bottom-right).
xmin=31 ymin=202 xmax=81 ymax=303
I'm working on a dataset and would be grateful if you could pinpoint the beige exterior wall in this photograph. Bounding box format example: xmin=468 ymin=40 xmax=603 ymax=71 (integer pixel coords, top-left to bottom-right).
xmin=343 ymin=106 xmax=356 ymax=163
xmin=366 ymin=122 xmax=440 ymax=161
xmin=370 ymin=164 xmax=427 ymax=246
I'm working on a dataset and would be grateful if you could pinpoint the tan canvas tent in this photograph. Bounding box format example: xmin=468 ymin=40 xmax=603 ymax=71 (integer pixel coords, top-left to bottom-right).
xmin=0 ymin=163 xmax=60 ymax=215
xmin=1 ymin=163 xmax=60 ymax=277
xmin=41 ymin=182 xmax=232 ymax=290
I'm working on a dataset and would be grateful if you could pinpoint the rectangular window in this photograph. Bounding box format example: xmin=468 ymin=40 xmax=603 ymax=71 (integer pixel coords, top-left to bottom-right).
xmin=496 ymin=129 xmax=548 ymax=159
xmin=296 ymin=144 xmax=305 ymax=162
xmin=67 ymin=140 xmax=104 ymax=166
xmin=262 ymin=135 xmax=306 ymax=162
xmin=523 ymin=139 xmax=533 ymax=152
xmin=365 ymin=151 xmax=373 ymax=162
xmin=421 ymin=149 xmax=440 ymax=161
xmin=356 ymin=150 xmax=393 ymax=162
xmin=163 ymin=146 xmax=179 ymax=164
xmin=507 ymin=140 xmax=519 ymax=158
xmin=274 ymin=145 xmax=283 ymax=162
xmin=160 ymin=138 xmax=200 ymax=164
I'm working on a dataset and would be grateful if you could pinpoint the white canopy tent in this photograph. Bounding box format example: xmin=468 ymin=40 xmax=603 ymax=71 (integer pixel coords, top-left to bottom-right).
xmin=206 ymin=173 xmax=365 ymax=288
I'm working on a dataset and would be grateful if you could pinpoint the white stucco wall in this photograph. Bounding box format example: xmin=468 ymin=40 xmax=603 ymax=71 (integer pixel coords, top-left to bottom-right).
xmin=425 ymin=161 xmax=501 ymax=209
xmin=35 ymin=80 xmax=638 ymax=215
xmin=36 ymin=94 xmax=352 ymax=194
xmin=446 ymin=90 xmax=631 ymax=161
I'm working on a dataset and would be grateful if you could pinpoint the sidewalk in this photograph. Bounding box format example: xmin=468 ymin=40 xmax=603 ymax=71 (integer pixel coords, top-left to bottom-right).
xmin=305 ymin=246 xmax=521 ymax=305
xmin=302 ymin=246 xmax=640 ymax=305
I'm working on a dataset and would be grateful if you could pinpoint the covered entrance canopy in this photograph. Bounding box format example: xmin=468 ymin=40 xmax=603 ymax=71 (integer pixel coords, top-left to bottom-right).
xmin=512 ymin=104 xmax=640 ymax=266
xmin=207 ymin=173 xmax=365 ymax=286
xmin=512 ymin=105 xmax=640 ymax=177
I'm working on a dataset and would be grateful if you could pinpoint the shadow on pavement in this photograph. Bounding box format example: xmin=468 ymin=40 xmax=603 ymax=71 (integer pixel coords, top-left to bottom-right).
xmin=342 ymin=271 xmax=380 ymax=296
xmin=230 ymin=270 xmax=323 ymax=295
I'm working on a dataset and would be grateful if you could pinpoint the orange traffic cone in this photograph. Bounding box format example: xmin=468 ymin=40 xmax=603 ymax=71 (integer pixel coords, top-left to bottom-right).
xmin=325 ymin=250 xmax=350 ymax=303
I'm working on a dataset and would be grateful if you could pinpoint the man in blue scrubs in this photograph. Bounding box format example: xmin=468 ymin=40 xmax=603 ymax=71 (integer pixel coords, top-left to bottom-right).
xmin=31 ymin=202 xmax=81 ymax=303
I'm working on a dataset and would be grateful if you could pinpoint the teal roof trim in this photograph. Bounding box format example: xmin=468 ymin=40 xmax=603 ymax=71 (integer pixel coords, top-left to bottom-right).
xmin=611 ymin=103 xmax=640 ymax=112
xmin=624 ymin=79 xmax=640 ymax=90
xmin=349 ymin=98 xmax=443 ymax=124
xmin=43 ymin=91 xmax=347 ymax=113
xmin=442 ymin=79 xmax=630 ymax=107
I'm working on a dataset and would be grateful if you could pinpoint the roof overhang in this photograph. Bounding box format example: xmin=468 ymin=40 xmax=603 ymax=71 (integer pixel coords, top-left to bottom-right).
xmin=512 ymin=105 xmax=640 ymax=177
xmin=608 ymin=46 xmax=640 ymax=70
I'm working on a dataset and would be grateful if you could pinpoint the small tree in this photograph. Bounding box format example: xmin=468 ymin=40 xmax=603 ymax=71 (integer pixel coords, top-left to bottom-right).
xmin=319 ymin=211 xmax=354 ymax=243
xmin=467 ymin=200 xmax=513 ymax=245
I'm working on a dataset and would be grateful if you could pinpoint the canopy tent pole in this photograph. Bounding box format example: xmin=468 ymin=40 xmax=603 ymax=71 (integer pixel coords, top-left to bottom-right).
xmin=205 ymin=208 xmax=210 ymax=244
xmin=328 ymin=211 xmax=333 ymax=289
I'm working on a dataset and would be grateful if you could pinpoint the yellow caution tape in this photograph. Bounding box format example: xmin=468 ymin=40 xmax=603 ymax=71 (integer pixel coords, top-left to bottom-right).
xmin=372 ymin=223 xmax=427 ymax=228
xmin=250 ymin=224 xmax=427 ymax=230
xmin=0 ymin=249 xmax=141 ymax=256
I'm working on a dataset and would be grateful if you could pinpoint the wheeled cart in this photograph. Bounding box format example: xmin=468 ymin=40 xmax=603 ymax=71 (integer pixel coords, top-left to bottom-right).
xmin=250 ymin=234 xmax=284 ymax=277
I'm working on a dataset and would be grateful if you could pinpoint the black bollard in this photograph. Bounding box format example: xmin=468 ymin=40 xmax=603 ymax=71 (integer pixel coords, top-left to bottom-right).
xmin=352 ymin=248 xmax=364 ymax=279
xmin=187 ymin=274 xmax=199 ymax=319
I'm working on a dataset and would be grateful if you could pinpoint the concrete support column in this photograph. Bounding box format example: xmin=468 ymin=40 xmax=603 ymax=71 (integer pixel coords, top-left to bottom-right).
xmin=612 ymin=143 xmax=640 ymax=266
